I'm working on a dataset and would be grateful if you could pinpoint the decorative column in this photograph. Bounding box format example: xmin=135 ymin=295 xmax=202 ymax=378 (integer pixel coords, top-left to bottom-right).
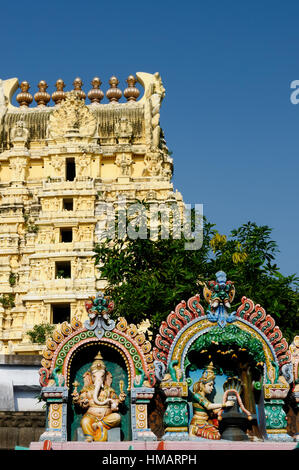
xmin=39 ymin=385 xmax=68 ymax=442
xmin=289 ymin=336 xmax=299 ymax=441
xmin=131 ymin=387 xmax=157 ymax=441
xmin=9 ymin=119 xmax=30 ymax=186
xmin=264 ymin=383 xmax=291 ymax=441
xmin=11 ymin=295 xmax=26 ymax=330
xmin=160 ymin=380 xmax=189 ymax=441
xmin=291 ymin=391 xmax=299 ymax=442
xmin=0 ymin=305 xmax=4 ymax=336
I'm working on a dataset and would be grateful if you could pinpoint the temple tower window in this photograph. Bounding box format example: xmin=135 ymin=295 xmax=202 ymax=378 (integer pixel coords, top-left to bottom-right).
xmin=60 ymin=227 xmax=73 ymax=243
xmin=51 ymin=303 xmax=71 ymax=324
xmin=63 ymin=198 xmax=73 ymax=211
xmin=55 ymin=260 xmax=71 ymax=278
xmin=66 ymin=158 xmax=76 ymax=181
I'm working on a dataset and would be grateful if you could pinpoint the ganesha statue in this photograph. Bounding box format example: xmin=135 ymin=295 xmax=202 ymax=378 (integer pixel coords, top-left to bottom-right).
xmin=72 ymin=351 xmax=126 ymax=442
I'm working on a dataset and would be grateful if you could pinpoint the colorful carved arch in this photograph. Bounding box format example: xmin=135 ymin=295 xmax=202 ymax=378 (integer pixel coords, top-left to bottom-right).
xmin=153 ymin=294 xmax=291 ymax=380
xmin=39 ymin=316 xmax=155 ymax=389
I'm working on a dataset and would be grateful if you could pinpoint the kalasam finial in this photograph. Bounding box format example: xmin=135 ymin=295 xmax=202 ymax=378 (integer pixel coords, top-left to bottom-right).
xmin=106 ymin=76 xmax=122 ymax=103
xmin=52 ymin=79 xmax=66 ymax=105
xmin=88 ymin=77 xmax=104 ymax=104
xmin=16 ymin=81 xmax=33 ymax=107
xmin=34 ymin=80 xmax=51 ymax=107
xmin=73 ymin=77 xmax=86 ymax=100
xmin=124 ymin=75 xmax=140 ymax=102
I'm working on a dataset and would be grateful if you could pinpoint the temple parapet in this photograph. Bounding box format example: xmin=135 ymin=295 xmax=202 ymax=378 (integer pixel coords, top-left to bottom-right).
xmin=0 ymin=73 xmax=167 ymax=155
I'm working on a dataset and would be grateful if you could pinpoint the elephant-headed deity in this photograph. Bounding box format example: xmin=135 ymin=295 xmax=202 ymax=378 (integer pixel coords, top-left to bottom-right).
xmin=72 ymin=351 xmax=126 ymax=442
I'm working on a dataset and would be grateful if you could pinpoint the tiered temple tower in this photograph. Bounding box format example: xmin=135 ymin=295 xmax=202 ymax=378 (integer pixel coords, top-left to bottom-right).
xmin=0 ymin=73 xmax=182 ymax=355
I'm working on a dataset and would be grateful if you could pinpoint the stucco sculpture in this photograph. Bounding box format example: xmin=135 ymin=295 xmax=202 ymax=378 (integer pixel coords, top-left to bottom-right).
xmin=72 ymin=351 xmax=126 ymax=442
xmin=189 ymin=363 xmax=234 ymax=440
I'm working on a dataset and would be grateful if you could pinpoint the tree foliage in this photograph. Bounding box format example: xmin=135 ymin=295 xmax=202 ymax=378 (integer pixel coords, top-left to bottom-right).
xmin=208 ymin=222 xmax=299 ymax=342
xmin=94 ymin=216 xmax=299 ymax=343
xmin=27 ymin=323 xmax=55 ymax=345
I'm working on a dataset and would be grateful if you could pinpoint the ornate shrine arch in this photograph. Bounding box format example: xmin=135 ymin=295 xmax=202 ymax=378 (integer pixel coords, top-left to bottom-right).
xmin=166 ymin=315 xmax=285 ymax=382
xmin=38 ymin=293 xmax=157 ymax=443
xmin=154 ymin=272 xmax=293 ymax=442
xmin=154 ymin=294 xmax=291 ymax=381
xmin=39 ymin=317 xmax=155 ymax=390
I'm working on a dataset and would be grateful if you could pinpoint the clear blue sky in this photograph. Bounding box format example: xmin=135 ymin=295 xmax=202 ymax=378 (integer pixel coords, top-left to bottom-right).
xmin=1 ymin=0 xmax=298 ymax=276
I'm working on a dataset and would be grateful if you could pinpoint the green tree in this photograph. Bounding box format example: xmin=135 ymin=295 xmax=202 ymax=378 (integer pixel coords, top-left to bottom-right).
xmin=94 ymin=215 xmax=214 ymax=329
xmin=94 ymin=215 xmax=299 ymax=343
xmin=208 ymin=222 xmax=299 ymax=342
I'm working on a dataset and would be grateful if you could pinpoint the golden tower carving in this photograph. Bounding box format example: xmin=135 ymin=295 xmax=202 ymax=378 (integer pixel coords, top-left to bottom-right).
xmin=0 ymin=73 xmax=183 ymax=354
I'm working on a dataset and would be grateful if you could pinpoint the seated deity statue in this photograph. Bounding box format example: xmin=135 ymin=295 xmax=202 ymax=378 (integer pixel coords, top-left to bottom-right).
xmin=72 ymin=351 xmax=126 ymax=442
xmin=189 ymin=362 xmax=234 ymax=440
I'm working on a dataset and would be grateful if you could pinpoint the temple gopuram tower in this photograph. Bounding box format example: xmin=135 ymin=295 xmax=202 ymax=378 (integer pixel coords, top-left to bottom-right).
xmin=0 ymin=73 xmax=181 ymax=355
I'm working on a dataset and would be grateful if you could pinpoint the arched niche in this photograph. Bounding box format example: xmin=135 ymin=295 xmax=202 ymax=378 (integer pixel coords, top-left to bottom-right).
xmin=67 ymin=341 xmax=131 ymax=441
xmin=168 ymin=319 xmax=277 ymax=381
xmin=40 ymin=319 xmax=155 ymax=390
xmin=38 ymin=314 xmax=156 ymax=443
xmin=52 ymin=330 xmax=143 ymax=390
xmin=154 ymin=286 xmax=292 ymax=441
xmin=183 ymin=322 xmax=270 ymax=438
xmin=154 ymin=293 xmax=291 ymax=384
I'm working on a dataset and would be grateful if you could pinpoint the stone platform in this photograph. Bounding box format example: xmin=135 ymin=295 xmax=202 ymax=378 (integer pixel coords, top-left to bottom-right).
xmin=29 ymin=440 xmax=297 ymax=451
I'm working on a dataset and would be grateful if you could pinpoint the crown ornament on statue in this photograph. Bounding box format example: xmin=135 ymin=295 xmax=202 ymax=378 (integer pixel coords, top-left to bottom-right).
xmin=90 ymin=351 xmax=106 ymax=373
xmin=199 ymin=362 xmax=216 ymax=384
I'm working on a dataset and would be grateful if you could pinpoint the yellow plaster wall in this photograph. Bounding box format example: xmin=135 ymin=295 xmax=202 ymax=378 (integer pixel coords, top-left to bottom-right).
xmin=0 ymin=164 xmax=10 ymax=182
xmin=27 ymin=161 xmax=43 ymax=180
xmin=100 ymin=158 xmax=118 ymax=179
